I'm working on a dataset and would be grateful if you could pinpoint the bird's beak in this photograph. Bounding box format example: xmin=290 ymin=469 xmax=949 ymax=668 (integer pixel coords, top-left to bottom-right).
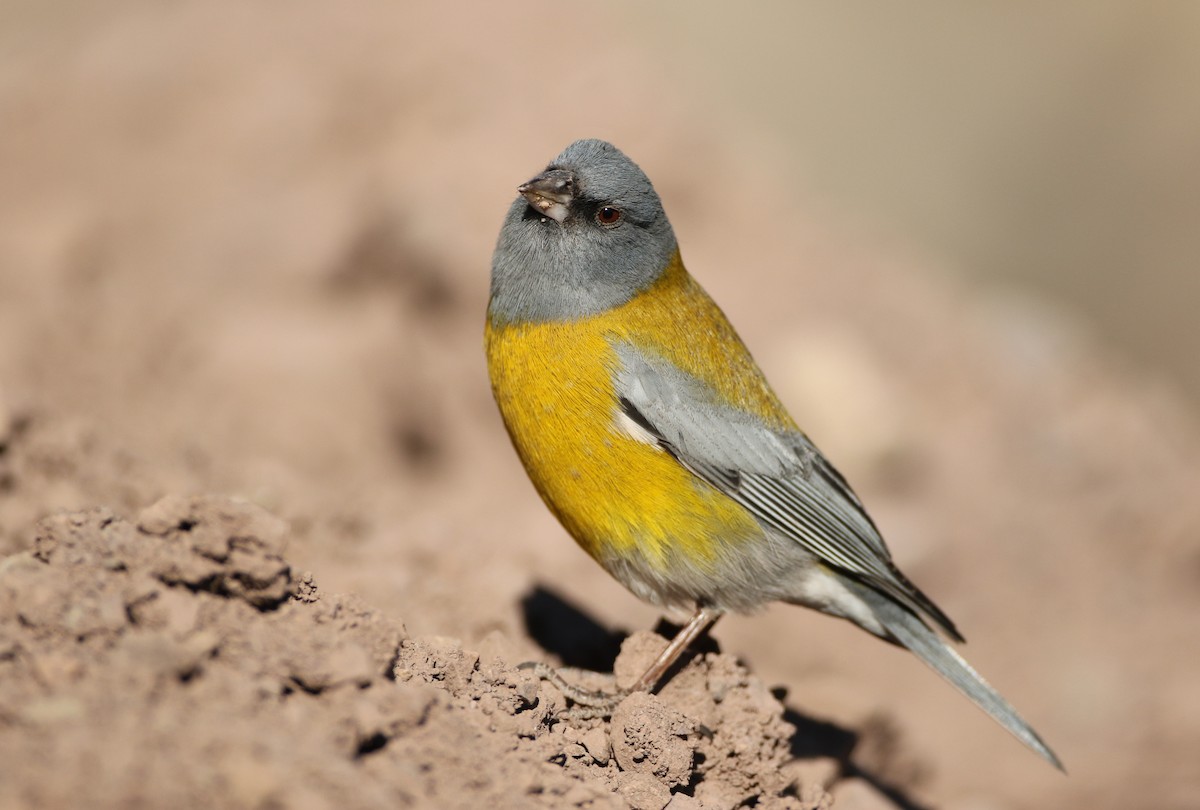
xmin=518 ymin=168 xmax=575 ymax=223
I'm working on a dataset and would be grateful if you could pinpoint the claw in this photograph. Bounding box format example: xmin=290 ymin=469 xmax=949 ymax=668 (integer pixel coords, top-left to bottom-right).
xmin=517 ymin=660 xmax=628 ymax=716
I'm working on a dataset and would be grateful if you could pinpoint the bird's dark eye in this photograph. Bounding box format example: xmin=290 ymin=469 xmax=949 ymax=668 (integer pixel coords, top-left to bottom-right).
xmin=596 ymin=206 xmax=622 ymax=226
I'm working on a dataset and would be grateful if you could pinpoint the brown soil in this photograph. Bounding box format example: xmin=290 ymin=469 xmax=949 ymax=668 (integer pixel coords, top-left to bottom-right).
xmin=1 ymin=3 xmax=1198 ymax=808
xmin=0 ymin=497 xmax=813 ymax=809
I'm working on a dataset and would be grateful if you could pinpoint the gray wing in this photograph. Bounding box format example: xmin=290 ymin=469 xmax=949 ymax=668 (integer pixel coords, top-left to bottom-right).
xmin=612 ymin=340 xmax=962 ymax=641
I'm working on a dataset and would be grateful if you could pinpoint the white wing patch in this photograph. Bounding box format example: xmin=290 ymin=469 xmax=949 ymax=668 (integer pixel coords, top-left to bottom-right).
xmin=614 ymin=407 xmax=661 ymax=446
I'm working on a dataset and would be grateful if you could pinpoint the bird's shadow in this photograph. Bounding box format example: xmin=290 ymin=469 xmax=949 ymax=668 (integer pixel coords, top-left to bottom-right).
xmin=520 ymin=585 xmax=933 ymax=810
xmin=521 ymin=585 xmax=628 ymax=672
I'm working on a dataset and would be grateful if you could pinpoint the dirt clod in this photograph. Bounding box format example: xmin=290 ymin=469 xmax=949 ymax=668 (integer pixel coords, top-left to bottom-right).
xmin=611 ymin=691 xmax=697 ymax=788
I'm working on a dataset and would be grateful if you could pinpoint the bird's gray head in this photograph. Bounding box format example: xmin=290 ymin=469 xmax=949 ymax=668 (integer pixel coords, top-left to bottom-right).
xmin=488 ymin=139 xmax=677 ymax=325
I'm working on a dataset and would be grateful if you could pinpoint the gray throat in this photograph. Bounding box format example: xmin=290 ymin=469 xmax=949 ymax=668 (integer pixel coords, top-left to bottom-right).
xmin=489 ymin=198 xmax=677 ymax=325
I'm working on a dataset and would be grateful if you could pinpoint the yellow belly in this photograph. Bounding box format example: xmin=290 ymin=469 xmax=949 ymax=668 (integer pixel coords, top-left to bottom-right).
xmin=485 ymin=252 xmax=794 ymax=578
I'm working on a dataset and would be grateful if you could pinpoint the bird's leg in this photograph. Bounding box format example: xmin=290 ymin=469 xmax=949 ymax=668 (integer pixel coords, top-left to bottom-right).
xmin=519 ymin=606 xmax=722 ymax=718
xmin=629 ymin=606 xmax=722 ymax=692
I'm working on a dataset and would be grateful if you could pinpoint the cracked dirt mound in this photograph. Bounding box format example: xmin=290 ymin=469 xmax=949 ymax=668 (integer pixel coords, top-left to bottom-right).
xmin=0 ymin=496 xmax=828 ymax=810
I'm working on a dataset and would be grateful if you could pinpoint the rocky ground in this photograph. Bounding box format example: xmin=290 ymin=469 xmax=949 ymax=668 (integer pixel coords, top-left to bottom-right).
xmin=0 ymin=497 xmax=815 ymax=809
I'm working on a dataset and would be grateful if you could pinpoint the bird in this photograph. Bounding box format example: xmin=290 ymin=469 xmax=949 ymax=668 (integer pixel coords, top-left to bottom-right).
xmin=484 ymin=138 xmax=1062 ymax=770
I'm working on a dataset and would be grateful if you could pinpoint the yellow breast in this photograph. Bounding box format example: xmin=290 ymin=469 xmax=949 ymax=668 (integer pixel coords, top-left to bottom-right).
xmin=485 ymin=251 xmax=795 ymax=575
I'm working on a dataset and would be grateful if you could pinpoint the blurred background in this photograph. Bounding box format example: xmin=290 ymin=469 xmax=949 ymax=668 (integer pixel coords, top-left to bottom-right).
xmin=640 ymin=3 xmax=1200 ymax=407
xmin=2 ymin=2 xmax=1198 ymax=808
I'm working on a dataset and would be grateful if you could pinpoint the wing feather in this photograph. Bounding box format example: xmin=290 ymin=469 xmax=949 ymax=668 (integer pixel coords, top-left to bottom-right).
xmin=612 ymin=340 xmax=962 ymax=640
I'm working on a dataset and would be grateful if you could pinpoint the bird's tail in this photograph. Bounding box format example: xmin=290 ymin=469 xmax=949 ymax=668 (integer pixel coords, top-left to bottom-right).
xmin=844 ymin=577 xmax=1064 ymax=771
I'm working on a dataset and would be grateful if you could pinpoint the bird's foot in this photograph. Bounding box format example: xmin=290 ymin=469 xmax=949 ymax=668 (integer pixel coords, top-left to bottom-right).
xmin=517 ymin=661 xmax=629 ymax=719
